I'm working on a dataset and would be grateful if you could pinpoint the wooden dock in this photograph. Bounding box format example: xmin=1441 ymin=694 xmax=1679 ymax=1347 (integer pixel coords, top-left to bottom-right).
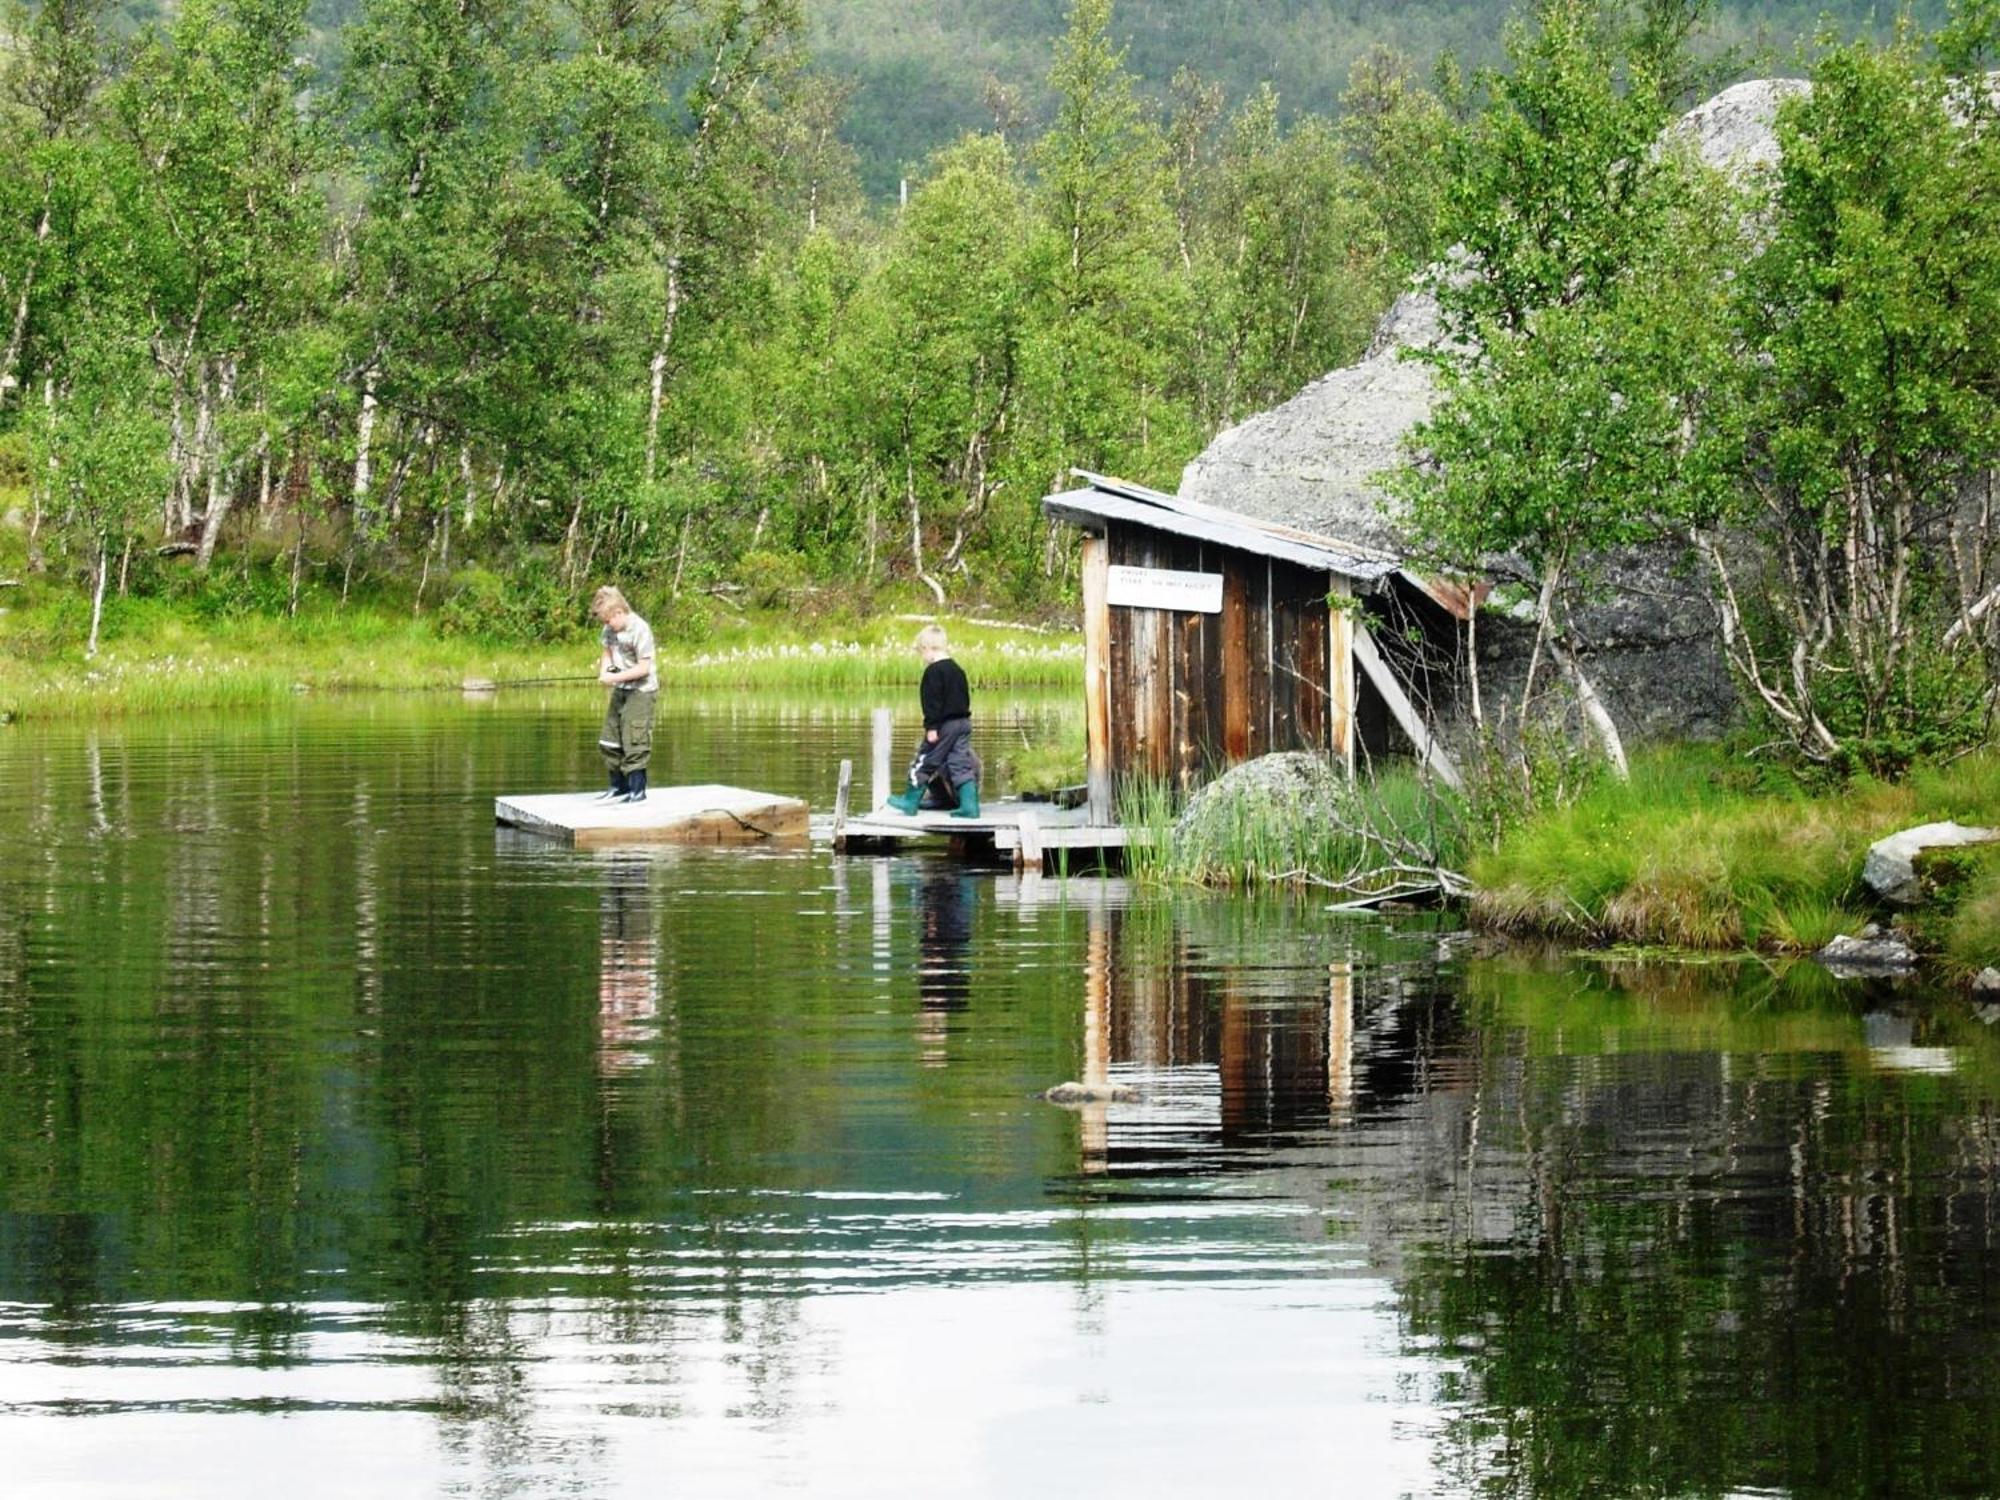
xmin=816 ymin=710 xmax=1139 ymax=870
xmin=815 ymin=797 xmax=1139 ymax=869
xmin=496 ymin=784 xmax=809 ymax=848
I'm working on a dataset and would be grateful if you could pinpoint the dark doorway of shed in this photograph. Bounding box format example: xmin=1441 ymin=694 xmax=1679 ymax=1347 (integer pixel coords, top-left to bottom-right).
xmin=1353 ymin=577 xmax=1463 ymax=770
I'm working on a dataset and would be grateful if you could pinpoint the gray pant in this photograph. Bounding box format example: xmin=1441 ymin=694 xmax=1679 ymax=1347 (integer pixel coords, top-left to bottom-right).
xmin=908 ymin=716 xmax=978 ymax=805
xmin=599 ymin=688 xmax=656 ymax=774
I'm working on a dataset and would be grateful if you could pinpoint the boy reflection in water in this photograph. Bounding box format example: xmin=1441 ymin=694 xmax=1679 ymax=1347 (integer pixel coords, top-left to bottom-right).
xmin=597 ymin=855 xmax=661 ymax=1074
xmin=915 ymin=865 xmax=974 ymax=1068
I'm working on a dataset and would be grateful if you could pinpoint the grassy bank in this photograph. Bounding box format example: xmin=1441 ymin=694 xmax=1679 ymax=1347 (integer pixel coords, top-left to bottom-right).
xmin=1472 ymin=748 xmax=2000 ymax=973
xmin=1111 ymin=739 xmax=2000 ymax=974
xmin=0 ymin=590 xmax=1081 ymax=720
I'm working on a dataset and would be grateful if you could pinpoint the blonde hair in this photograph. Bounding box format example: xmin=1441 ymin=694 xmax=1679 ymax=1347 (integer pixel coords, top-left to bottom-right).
xmin=915 ymin=623 xmax=948 ymax=652
xmin=591 ymin=585 xmax=629 ymax=618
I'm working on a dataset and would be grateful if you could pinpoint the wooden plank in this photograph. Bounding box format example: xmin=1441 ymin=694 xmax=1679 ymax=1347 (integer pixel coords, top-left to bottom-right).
xmin=1082 ymin=534 xmax=1113 ymax=825
xmin=1328 ymin=601 xmax=1356 ymax=776
xmin=1222 ymin=563 xmax=1251 ymax=763
xmin=871 ymin=708 xmax=893 ymax=809
xmin=1270 ymin=558 xmax=1299 ymax=751
xmin=1127 ymin=533 xmax=1164 ymax=780
xmin=990 ymin=824 xmax=1140 ymax=852
xmin=1106 ymin=526 xmax=1136 ymax=782
xmin=496 ymin=785 xmax=811 ymax=847
xmin=1288 ymin=561 xmax=1328 ymax=750
xmin=833 ymin=759 xmax=853 ymax=849
xmin=1351 ymin=624 xmax=1464 ymax=791
xmin=1167 ymin=534 xmax=1202 ymax=792
xmin=1300 ymin=595 xmax=1328 ymax=748
xmin=1244 ymin=557 xmax=1273 ymax=759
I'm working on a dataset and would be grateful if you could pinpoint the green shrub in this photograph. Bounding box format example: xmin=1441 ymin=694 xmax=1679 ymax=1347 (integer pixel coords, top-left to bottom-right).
xmin=434 ymin=565 xmax=580 ymax=644
xmin=737 ymin=549 xmax=811 ymax=609
xmin=0 ymin=430 xmax=30 ymax=489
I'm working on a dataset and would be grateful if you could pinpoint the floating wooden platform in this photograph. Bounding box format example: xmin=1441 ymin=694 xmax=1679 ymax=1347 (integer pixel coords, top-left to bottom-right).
xmin=812 ymin=797 xmax=1141 ymax=869
xmin=496 ymin=784 xmax=809 ymax=848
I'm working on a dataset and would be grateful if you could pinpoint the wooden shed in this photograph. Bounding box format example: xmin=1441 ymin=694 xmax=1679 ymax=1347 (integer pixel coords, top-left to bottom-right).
xmin=1044 ymin=472 xmax=1474 ymax=818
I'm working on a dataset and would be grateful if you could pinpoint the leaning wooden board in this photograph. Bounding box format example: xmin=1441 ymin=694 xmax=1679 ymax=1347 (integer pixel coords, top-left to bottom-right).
xmin=495 ymin=784 xmax=810 ymax=847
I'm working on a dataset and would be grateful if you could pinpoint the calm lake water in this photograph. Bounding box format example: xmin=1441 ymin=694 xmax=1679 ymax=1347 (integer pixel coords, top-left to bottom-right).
xmin=3 ymin=692 xmax=1999 ymax=1498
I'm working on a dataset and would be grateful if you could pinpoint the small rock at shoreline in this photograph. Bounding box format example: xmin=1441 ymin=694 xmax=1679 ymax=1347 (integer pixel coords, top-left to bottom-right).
xmin=1973 ymin=967 xmax=2000 ymax=994
xmin=1042 ymin=1081 xmax=1138 ymax=1105
xmin=1815 ymin=932 xmax=1918 ymax=978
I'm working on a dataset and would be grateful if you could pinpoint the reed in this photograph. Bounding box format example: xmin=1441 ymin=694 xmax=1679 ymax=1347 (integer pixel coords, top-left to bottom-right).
xmin=0 ymin=593 xmax=1081 ymax=720
xmin=1122 ymin=764 xmax=1468 ymax=895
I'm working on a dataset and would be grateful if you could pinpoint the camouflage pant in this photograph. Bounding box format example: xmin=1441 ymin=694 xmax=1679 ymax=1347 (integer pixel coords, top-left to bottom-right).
xmin=599 ymin=688 xmax=656 ymax=774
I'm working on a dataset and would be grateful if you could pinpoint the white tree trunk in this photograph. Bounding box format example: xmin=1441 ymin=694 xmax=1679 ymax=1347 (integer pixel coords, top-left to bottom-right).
xmin=166 ymin=386 xmax=192 ymax=534
xmin=0 ymin=201 xmax=49 ymax=399
xmin=195 ymin=357 xmax=238 ymax=568
xmin=86 ymin=536 xmax=107 ymax=659
xmin=643 ymin=256 xmax=683 ymax=486
xmin=1549 ymin=636 xmax=1629 ymax=779
xmin=352 ymin=376 xmax=379 ymax=528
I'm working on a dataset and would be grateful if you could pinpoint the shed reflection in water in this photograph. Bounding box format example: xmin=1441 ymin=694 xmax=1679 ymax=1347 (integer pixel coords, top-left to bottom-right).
xmin=1050 ymin=889 xmax=2000 ymax=1498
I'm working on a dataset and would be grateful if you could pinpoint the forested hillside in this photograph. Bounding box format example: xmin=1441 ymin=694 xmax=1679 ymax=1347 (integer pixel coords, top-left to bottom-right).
xmin=813 ymin=0 xmax=1928 ymax=192
xmin=100 ymin=0 xmax=1944 ymax=194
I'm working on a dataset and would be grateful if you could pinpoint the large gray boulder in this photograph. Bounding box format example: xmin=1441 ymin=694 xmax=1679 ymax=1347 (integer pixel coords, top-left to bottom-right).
xmin=1176 ymin=290 xmax=1445 ymax=554
xmin=1177 ymin=79 xmax=1809 ymax=556
xmin=1176 ymin=752 xmax=1352 ymax=849
xmin=1174 ymin=80 xmax=1817 ymax=748
xmin=1862 ymin=822 xmax=2000 ymax=906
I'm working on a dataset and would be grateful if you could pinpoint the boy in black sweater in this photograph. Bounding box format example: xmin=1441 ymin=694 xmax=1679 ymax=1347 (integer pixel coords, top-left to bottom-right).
xmin=888 ymin=624 xmax=982 ymax=817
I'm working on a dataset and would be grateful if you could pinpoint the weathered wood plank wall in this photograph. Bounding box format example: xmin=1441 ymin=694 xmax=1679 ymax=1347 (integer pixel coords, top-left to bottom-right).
xmin=1103 ymin=521 xmax=1348 ymax=788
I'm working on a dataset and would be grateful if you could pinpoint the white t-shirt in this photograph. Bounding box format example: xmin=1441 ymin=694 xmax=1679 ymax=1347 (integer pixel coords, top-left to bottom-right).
xmin=602 ymin=614 xmax=658 ymax=692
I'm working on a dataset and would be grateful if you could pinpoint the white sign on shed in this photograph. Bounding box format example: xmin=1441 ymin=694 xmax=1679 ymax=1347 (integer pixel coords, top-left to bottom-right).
xmin=1105 ymin=564 xmax=1224 ymax=614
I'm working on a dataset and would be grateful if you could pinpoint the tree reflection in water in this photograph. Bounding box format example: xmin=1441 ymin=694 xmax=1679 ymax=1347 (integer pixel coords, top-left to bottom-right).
xmin=1063 ymin=903 xmax=2000 ymax=1497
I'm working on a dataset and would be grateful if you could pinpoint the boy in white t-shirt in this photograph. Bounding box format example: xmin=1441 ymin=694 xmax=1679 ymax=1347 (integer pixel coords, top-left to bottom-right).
xmin=591 ymin=585 xmax=658 ymax=804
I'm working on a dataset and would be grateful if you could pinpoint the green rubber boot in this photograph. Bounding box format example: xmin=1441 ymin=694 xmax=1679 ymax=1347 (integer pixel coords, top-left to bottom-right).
xmin=887 ymin=785 xmax=924 ymax=815
xmin=949 ymin=781 xmax=981 ymax=819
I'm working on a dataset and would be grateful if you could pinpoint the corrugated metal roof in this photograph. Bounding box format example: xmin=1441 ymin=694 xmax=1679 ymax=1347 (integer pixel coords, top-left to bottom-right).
xmin=1045 ymin=471 xmax=1404 ymax=583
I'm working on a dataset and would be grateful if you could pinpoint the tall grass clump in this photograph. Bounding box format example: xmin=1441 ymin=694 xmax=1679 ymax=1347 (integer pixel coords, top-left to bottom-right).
xmin=1945 ymin=871 xmax=2000 ymax=973
xmin=1123 ymin=755 xmax=1469 ymax=897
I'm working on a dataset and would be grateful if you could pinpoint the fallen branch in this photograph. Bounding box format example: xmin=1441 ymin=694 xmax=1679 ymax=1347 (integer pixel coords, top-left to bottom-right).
xmin=1944 ymin=578 xmax=2000 ymax=649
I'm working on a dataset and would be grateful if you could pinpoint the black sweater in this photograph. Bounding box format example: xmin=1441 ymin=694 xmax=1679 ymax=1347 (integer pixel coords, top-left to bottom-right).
xmin=920 ymin=657 xmax=972 ymax=728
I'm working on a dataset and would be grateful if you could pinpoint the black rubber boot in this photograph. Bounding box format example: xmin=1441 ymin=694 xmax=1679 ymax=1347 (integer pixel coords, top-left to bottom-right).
xmin=594 ymin=771 xmax=629 ymax=802
xmin=622 ymin=768 xmax=648 ymax=804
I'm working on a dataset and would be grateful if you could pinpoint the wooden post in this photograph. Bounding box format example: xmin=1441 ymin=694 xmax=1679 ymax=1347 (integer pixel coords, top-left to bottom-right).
xmin=833 ymin=758 xmax=853 ymax=850
xmin=1080 ymin=905 xmax=1111 ymax=1174
xmin=1327 ymin=962 xmax=1353 ymax=1116
xmin=871 ymin=707 xmax=892 ymax=809
xmin=1016 ymin=807 xmax=1042 ymax=872
xmin=1328 ymin=601 xmax=1355 ymax=777
xmin=1082 ymin=535 xmax=1113 ymax=826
